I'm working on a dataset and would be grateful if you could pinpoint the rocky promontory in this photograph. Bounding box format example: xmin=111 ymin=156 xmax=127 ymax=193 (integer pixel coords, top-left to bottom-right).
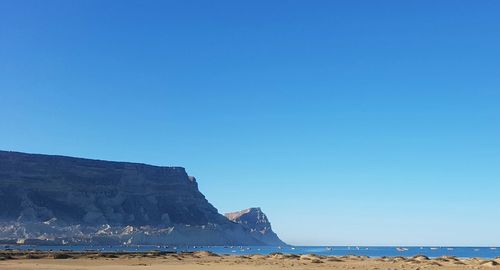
xmin=225 ymin=208 xmax=286 ymax=246
xmin=0 ymin=150 xmax=285 ymax=246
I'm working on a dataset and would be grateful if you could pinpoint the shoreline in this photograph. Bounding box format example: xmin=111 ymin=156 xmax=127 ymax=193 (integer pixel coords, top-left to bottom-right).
xmin=1 ymin=250 xmax=499 ymax=269
xmin=1 ymin=245 xmax=498 ymax=259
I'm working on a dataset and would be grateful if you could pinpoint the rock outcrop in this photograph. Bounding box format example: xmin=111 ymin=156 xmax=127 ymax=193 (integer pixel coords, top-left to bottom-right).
xmin=0 ymin=150 xmax=285 ymax=246
xmin=225 ymin=208 xmax=286 ymax=246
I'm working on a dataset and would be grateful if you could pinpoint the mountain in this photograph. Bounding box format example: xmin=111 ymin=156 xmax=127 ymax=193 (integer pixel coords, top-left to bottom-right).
xmin=0 ymin=150 xmax=285 ymax=246
xmin=225 ymin=208 xmax=286 ymax=246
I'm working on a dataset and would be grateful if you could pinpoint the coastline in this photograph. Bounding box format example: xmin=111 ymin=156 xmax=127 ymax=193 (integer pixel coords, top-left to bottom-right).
xmin=1 ymin=250 xmax=499 ymax=270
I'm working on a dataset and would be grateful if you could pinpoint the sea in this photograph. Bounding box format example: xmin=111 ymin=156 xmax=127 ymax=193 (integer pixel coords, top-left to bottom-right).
xmin=2 ymin=245 xmax=499 ymax=259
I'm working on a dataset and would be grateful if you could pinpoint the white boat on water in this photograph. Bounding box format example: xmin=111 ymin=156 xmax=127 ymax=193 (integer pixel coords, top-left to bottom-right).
xmin=430 ymin=247 xmax=439 ymax=250
xmin=396 ymin=247 xmax=409 ymax=252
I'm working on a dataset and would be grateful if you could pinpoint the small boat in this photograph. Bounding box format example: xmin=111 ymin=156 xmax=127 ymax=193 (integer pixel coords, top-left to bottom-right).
xmin=396 ymin=247 xmax=409 ymax=252
xmin=430 ymin=247 xmax=439 ymax=250
xmin=490 ymin=247 xmax=497 ymax=250
xmin=326 ymin=247 xmax=333 ymax=251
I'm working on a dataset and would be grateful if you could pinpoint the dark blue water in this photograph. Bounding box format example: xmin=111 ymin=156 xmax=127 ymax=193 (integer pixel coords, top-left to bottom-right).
xmin=2 ymin=245 xmax=499 ymax=259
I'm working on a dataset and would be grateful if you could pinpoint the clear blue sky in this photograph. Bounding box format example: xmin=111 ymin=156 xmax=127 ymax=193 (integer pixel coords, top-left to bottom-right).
xmin=1 ymin=1 xmax=499 ymax=246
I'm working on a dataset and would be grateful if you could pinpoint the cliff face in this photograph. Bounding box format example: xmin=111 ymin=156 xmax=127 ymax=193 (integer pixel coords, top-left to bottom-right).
xmin=225 ymin=208 xmax=286 ymax=246
xmin=0 ymin=151 xmax=283 ymax=246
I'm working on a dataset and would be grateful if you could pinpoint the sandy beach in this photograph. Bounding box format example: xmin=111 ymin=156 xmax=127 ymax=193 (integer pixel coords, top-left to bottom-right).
xmin=1 ymin=251 xmax=499 ymax=270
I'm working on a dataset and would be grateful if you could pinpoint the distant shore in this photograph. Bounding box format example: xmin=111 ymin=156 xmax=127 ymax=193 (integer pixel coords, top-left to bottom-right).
xmin=1 ymin=250 xmax=499 ymax=270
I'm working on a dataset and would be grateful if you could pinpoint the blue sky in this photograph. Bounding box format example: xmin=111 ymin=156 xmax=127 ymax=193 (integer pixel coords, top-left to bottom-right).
xmin=1 ymin=1 xmax=499 ymax=246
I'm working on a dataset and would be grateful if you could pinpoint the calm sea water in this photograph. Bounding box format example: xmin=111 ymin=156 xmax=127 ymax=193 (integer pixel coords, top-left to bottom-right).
xmin=2 ymin=245 xmax=499 ymax=259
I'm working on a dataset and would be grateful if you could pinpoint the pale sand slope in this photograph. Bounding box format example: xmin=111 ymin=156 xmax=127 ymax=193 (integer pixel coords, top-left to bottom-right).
xmin=0 ymin=251 xmax=499 ymax=270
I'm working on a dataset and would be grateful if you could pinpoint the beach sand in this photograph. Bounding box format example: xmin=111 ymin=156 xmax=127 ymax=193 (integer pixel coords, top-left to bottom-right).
xmin=0 ymin=251 xmax=499 ymax=270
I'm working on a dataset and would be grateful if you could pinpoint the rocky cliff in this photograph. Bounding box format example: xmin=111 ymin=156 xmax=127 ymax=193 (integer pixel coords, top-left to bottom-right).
xmin=225 ymin=208 xmax=286 ymax=246
xmin=0 ymin=150 xmax=285 ymax=246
